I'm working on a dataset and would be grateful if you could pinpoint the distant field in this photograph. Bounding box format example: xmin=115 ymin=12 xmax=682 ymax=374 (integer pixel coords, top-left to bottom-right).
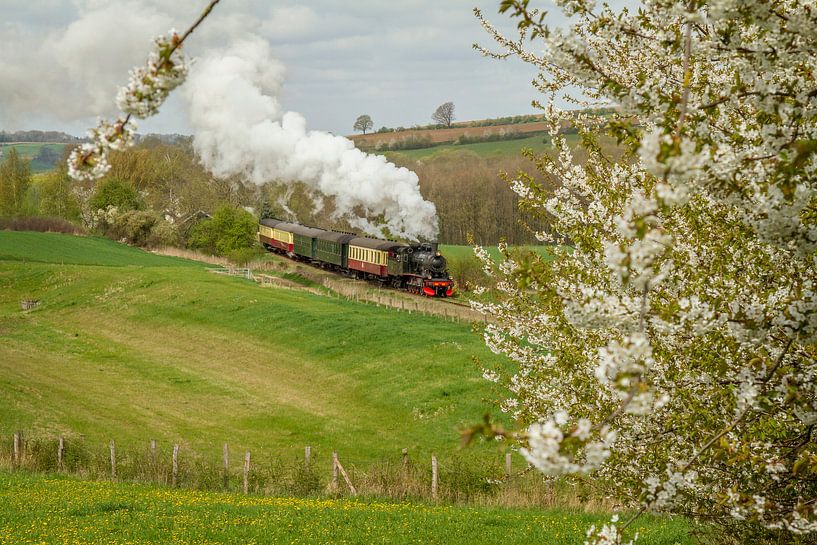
xmin=440 ymin=244 xmax=553 ymax=263
xmin=0 ymin=143 xmax=66 ymax=173
xmin=387 ymin=134 xmax=553 ymax=160
xmin=382 ymin=133 xmax=595 ymax=160
xmin=0 ymin=232 xmax=201 ymax=267
xmin=349 ymin=121 xmax=550 ymax=149
xmin=0 ymin=472 xmax=695 ymax=545
xmin=0 ymin=232 xmax=507 ymax=468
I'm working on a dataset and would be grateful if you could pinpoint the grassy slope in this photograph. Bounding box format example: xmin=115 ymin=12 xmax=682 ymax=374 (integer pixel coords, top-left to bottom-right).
xmin=0 ymin=472 xmax=694 ymax=545
xmin=0 ymin=232 xmax=507 ymax=467
xmin=0 ymin=232 xmax=201 ymax=267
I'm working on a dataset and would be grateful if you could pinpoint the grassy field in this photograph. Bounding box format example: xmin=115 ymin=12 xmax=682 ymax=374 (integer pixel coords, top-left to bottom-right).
xmin=0 ymin=143 xmax=65 ymax=173
xmin=440 ymin=244 xmax=552 ymax=263
xmin=0 ymin=471 xmax=694 ymax=545
xmin=384 ymin=134 xmax=560 ymax=160
xmin=349 ymin=121 xmax=551 ymax=148
xmin=0 ymin=231 xmax=202 ymax=267
xmin=0 ymin=231 xmax=509 ymax=469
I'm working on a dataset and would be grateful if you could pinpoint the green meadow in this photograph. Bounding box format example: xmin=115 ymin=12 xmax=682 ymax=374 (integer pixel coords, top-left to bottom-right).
xmin=0 ymin=472 xmax=694 ymax=545
xmin=440 ymin=244 xmax=553 ymax=263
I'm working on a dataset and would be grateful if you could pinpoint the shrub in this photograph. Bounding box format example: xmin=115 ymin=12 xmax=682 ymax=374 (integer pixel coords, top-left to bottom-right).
xmin=446 ymin=254 xmax=487 ymax=292
xmin=187 ymin=205 xmax=257 ymax=256
xmin=0 ymin=216 xmax=83 ymax=234
xmin=89 ymin=178 xmax=143 ymax=213
xmin=227 ymin=247 xmax=262 ymax=266
xmin=108 ymin=210 xmax=177 ymax=247
xmin=385 ymin=135 xmax=434 ymax=151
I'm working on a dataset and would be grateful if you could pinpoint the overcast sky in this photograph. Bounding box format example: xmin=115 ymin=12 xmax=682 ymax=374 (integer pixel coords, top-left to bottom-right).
xmin=0 ymin=0 xmax=579 ymax=137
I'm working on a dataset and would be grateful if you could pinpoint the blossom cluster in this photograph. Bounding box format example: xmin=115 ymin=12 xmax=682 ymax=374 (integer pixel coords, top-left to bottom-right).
xmin=68 ymin=31 xmax=190 ymax=182
xmin=115 ymin=31 xmax=189 ymax=118
xmin=521 ymin=411 xmax=617 ymax=475
xmin=475 ymin=0 xmax=817 ymax=542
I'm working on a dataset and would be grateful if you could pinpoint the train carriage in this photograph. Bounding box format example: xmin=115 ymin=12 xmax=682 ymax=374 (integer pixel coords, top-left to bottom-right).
xmin=347 ymin=237 xmax=399 ymax=278
xmin=266 ymin=222 xmax=323 ymax=259
xmin=316 ymin=231 xmax=356 ymax=268
xmin=259 ymin=219 xmax=290 ymax=251
xmin=291 ymin=225 xmax=326 ymax=260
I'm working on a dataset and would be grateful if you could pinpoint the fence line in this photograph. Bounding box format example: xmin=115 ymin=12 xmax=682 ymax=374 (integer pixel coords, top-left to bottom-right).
xmin=2 ymin=434 xmax=541 ymax=505
xmin=319 ymin=278 xmax=487 ymax=324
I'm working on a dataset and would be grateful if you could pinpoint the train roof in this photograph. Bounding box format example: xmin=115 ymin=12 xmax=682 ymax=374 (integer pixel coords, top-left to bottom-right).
xmin=260 ymin=218 xmax=285 ymax=228
xmin=260 ymin=218 xmax=413 ymax=249
xmin=274 ymin=222 xmax=326 ymax=238
xmin=316 ymin=231 xmax=356 ymax=244
xmin=348 ymin=237 xmax=402 ymax=251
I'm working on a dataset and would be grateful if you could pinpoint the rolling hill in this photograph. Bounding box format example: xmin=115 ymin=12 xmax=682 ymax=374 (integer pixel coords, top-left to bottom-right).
xmin=0 ymin=232 xmax=506 ymax=468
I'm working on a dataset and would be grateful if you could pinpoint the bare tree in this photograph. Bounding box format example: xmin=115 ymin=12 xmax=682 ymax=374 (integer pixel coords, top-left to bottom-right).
xmin=353 ymin=114 xmax=373 ymax=134
xmin=431 ymin=102 xmax=455 ymax=127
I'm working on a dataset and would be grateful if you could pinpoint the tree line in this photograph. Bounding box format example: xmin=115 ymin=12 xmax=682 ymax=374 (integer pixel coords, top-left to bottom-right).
xmin=0 ymin=130 xmax=84 ymax=143
xmin=0 ymin=135 xmax=552 ymax=250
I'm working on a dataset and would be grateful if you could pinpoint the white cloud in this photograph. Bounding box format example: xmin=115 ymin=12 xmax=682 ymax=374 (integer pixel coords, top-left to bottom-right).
xmin=0 ymin=0 xmax=636 ymax=134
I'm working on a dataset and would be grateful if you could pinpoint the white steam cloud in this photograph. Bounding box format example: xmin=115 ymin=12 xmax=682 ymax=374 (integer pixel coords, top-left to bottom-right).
xmin=183 ymin=38 xmax=439 ymax=241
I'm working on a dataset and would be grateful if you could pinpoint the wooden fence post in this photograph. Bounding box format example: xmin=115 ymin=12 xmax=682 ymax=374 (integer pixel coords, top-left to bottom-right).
xmin=431 ymin=454 xmax=438 ymax=500
xmin=331 ymin=451 xmax=339 ymax=490
xmin=401 ymin=448 xmax=410 ymax=484
xmin=506 ymin=452 xmax=512 ymax=479
xmin=304 ymin=446 xmax=311 ymax=470
xmin=223 ymin=443 xmax=229 ymax=489
xmin=150 ymin=439 xmax=157 ymax=481
xmin=109 ymin=440 xmax=116 ymax=480
xmin=12 ymin=432 xmax=20 ymax=466
xmin=172 ymin=444 xmax=179 ymax=487
xmin=333 ymin=453 xmax=357 ymax=496
xmin=243 ymin=451 xmax=251 ymax=494
xmin=57 ymin=436 xmax=65 ymax=470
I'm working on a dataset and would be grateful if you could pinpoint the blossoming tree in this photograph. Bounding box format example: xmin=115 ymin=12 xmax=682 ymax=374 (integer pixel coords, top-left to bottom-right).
xmin=473 ymin=1 xmax=817 ymax=542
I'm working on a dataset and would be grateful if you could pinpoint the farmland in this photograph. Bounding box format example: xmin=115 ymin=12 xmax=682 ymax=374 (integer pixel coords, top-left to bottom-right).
xmin=388 ymin=134 xmax=556 ymax=160
xmin=348 ymin=121 xmax=551 ymax=149
xmin=0 ymin=471 xmax=695 ymax=545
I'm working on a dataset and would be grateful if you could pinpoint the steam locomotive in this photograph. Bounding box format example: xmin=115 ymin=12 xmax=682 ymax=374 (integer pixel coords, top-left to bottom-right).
xmin=258 ymin=218 xmax=455 ymax=297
